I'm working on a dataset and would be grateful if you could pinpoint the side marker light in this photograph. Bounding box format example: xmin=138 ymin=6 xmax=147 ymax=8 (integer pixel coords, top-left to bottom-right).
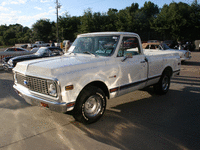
xmin=65 ymin=85 xmax=74 ymax=91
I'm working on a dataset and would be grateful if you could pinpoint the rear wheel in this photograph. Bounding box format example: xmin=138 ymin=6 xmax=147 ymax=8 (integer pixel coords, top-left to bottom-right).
xmin=73 ymin=86 xmax=106 ymax=124
xmin=154 ymin=71 xmax=171 ymax=95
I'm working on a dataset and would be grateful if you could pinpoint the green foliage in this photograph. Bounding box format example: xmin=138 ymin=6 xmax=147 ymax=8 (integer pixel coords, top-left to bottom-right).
xmin=105 ymin=8 xmax=118 ymax=31
xmin=32 ymin=19 xmax=54 ymax=42
xmin=0 ymin=0 xmax=199 ymax=46
xmin=151 ymin=1 xmax=200 ymax=40
xmin=0 ymin=24 xmax=32 ymax=46
xmin=58 ymin=13 xmax=81 ymax=41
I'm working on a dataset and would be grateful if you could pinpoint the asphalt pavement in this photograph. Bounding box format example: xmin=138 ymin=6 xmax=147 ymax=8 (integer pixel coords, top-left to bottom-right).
xmin=0 ymin=52 xmax=200 ymax=150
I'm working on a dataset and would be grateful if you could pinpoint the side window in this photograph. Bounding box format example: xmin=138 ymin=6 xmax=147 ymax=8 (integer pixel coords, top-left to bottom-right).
xmin=150 ymin=45 xmax=155 ymax=49
xmin=117 ymin=37 xmax=140 ymax=57
xmin=7 ymin=48 xmax=14 ymax=51
xmin=145 ymin=45 xmax=150 ymax=49
xmin=16 ymin=48 xmax=23 ymax=51
xmin=6 ymin=48 xmax=12 ymax=51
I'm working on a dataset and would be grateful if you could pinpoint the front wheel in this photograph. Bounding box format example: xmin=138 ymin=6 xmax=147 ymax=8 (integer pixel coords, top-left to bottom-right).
xmin=73 ymin=86 xmax=106 ymax=124
xmin=154 ymin=72 xmax=171 ymax=95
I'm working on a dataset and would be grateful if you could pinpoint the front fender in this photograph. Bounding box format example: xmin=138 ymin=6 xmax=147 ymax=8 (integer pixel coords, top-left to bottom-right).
xmin=59 ymin=71 xmax=110 ymax=105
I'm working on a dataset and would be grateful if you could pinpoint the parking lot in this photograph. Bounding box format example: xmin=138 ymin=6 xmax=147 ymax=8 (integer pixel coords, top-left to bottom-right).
xmin=0 ymin=51 xmax=200 ymax=150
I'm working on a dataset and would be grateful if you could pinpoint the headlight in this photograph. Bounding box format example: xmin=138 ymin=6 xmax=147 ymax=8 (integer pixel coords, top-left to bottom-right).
xmin=47 ymin=81 xmax=57 ymax=97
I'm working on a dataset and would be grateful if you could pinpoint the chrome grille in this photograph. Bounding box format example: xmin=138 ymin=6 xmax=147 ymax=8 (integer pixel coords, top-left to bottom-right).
xmin=16 ymin=73 xmax=48 ymax=95
xmin=16 ymin=73 xmax=26 ymax=86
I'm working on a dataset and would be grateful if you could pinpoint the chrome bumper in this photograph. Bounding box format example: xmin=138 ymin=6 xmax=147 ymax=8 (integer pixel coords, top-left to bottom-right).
xmin=2 ymin=63 xmax=13 ymax=71
xmin=13 ymin=84 xmax=71 ymax=113
xmin=180 ymin=56 xmax=191 ymax=61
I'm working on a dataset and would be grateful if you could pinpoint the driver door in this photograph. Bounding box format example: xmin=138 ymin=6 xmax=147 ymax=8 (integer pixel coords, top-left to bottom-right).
xmin=116 ymin=36 xmax=148 ymax=96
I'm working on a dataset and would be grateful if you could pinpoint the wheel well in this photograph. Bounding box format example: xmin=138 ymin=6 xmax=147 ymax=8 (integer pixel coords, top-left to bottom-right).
xmin=163 ymin=66 xmax=173 ymax=77
xmin=81 ymin=81 xmax=110 ymax=99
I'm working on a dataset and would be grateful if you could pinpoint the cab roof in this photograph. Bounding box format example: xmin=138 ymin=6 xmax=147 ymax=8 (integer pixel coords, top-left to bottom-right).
xmin=78 ymin=32 xmax=139 ymax=37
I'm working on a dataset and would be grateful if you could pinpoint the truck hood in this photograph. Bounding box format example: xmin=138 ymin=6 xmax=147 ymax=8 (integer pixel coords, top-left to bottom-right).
xmin=13 ymin=54 xmax=108 ymax=77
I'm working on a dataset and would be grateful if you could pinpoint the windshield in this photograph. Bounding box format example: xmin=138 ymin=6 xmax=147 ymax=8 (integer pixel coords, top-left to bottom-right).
xmin=35 ymin=47 xmax=49 ymax=55
xmin=161 ymin=43 xmax=170 ymax=50
xmin=68 ymin=35 xmax=120 ymax=56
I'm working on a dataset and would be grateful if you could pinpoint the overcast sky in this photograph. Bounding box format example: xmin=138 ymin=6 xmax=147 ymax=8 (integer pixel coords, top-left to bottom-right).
xmin=0 ymin=0 xmax=196 ymax=28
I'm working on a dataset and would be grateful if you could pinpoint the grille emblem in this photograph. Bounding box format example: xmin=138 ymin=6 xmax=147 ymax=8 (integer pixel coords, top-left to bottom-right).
xmin=24 ymin=80 xmax=28 ymax=85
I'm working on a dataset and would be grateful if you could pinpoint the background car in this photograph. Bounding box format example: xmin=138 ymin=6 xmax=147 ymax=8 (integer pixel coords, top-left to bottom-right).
xmin=142 ymin=42 xmax=191 ymax=62
xmin=4 ymin=47 xmax=29 ymax=52
xmin=147 ymin=40 xmax=161 ymax=43
xmin=3 ymin=47 xmax=64 ymax=70
xmin=2 ymin=47 xmax=30 ymax=64
xmin=163 ymin=40 xmax=178 ymax=49
xmin=124 ymin=38 xmax=138 ymax=48
xmin=21 ymin=44 xmax=28 ymax=48
xmin=63 ymin=40 xmax=70 ymax=47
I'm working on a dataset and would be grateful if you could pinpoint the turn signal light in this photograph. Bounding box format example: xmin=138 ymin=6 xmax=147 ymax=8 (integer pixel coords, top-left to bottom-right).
xmin=110 ymin=87 xmax=119 ymax=93
xmin=41 ymin=102 xmax=49 ymax=108
xmin=65 ymin=85 xmax=74 ymax=91
xmin=67 ymin=102 xmax=75 ymax=108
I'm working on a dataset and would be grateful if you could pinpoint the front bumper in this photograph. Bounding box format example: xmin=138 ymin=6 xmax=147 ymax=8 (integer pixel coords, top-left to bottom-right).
xmin=2 ymin=63 xmax=13 ymax=71
xmin=180 ymin=56 xmax=191 ymax=61
xmin=13 ymin=84 xmax=72 ymax=113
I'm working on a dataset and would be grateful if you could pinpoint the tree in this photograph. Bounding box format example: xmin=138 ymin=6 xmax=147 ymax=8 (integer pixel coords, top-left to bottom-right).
xmin=79 ymin=8 xmax=94 ymax=33
xmin=151 ymin=2 xmax=192 ymax=41
xmin=139 ymin=1 xmax=159 ymax=40
xmin=116 ymin=9 xmax=129 ymax=31
xmin=0 ymin=25 xmax=9 ymax=45
xmin=0 ymin=1 xmax=199 ymax=46
xmin=32 ymin=19 xmax=53 ymax=42
xmin=59 ymin=13 xmax=81 ymax=41
xmin=105 ymin=8 xmax=118 ymax=31
xmin=2 ymin=28 xmax=16 ymax=45
xmin=189 ymin=0 xmax=200 ymax=40
xmin=78 ymin=8 xmax=108 ymax=34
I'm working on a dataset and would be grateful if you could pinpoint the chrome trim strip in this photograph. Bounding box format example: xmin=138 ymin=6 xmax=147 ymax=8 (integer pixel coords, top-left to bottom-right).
xmin=110 ymin=75 xmax=161 ymax=93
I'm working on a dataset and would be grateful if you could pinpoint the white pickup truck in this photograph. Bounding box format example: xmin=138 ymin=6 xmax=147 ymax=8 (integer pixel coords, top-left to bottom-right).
xmin=13 ymin=32 xmax=181 ymax=124
xmin=27 ymin=41 xmax=50 ymax=48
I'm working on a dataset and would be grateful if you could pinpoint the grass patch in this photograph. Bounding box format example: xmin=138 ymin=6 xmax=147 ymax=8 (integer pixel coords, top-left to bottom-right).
xmin=0 ymin=45 xmax=12 ymax=49
xmin=0 ymin=46 xmax=12 ymax=52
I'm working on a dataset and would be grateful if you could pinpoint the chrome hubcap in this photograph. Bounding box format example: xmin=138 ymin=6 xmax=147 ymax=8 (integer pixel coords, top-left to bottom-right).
xmin=162 ymin=75 xmax=169 ymax=91
xmin=84 ymin=95 xmax=102 ymax=117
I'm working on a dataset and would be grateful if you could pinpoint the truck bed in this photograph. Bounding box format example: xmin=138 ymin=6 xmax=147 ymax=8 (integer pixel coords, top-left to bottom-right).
xmin=144 ymin=50 xmax=178 ymax=56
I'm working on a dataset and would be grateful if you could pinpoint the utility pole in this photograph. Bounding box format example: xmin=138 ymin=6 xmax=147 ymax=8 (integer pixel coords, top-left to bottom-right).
xmin=56 ymin=0 xmax=61 ymax=43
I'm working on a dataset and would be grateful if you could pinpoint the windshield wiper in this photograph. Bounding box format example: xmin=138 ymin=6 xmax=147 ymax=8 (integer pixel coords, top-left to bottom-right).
xmin=82 ymin=51 xmax=97 ymax=57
